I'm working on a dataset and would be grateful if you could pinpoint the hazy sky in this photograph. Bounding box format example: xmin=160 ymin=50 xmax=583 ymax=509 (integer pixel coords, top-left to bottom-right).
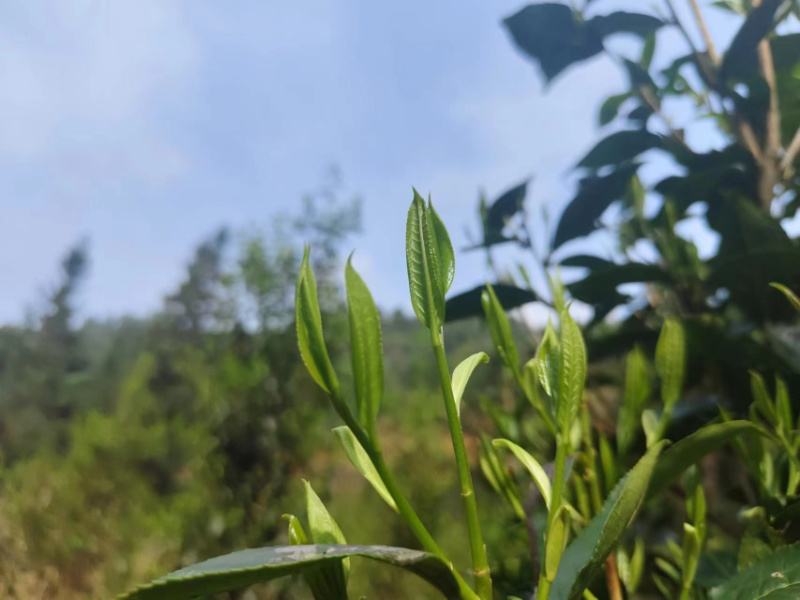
xmin=0 ymin=1 xmax=742 ymax=323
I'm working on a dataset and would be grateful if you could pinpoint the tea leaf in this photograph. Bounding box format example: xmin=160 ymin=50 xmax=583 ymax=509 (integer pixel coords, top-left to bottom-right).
xmin=332 ymin=427 xmax=397 ymax=513
xmin=577 ymin=130 xmax=662 ymax=169
xmin=296 ymin=247 xmax=339 ymax=395
xmin=617 ymin=346 xmax=651 ymax=455
xmin=305 ymin=480 xmax=349 ymax=589
xmin=599 ymin=92 xmax=632 ymax=126
xmin=493 ymin=438 xmax=553 ymax=510
xmin=711 ymin=543 xmax=800 ymax=599
xmin=481 ymin=283 xmax=520 ymax=368
xmin=550 ymin=441 xmax=666 ymax=600
xmin=406 ymin=190 xmax=445 ymax=329
xmin=545 ymin=506 xmax=571 ymax=581
xmin=479 ymin=434 xmax=524 ymax=519
xmin=656 ymin=319 xmax=685 ymax=409
xmin=429 ymin=199 xmax=455 ymax=294
xmin=536 ymin=322 xmax=560 ymax=402
xmin=119 ymin=545 xmax=463 ymax=600
xmin=283 ymin=515 xmax=342 ymax=600
xmin=770 ymin=282 xmax=800 ymax=312
xmin=647 ymin=421 xmax=760 ymax=500
xmin=345 ymin=256 xmax=383 ymax=429
xmin=557 ymin=309 xmax=587 ymax=433
xmin=750 ymin=370 xmax=778 ymax=426
xmin=452 ymin=352 xmax=490 ymax=416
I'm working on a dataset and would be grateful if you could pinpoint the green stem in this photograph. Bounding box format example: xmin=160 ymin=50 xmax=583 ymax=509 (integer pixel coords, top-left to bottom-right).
xmin=537 ymin=433 xmax=569 ymax=600
xmin=331 ymin=393 xmax=479 ymax=600
xmin=653 ymin=404 xmax=674 ymax=444
xmin=431 ymin=330 xmax=492 ymax=600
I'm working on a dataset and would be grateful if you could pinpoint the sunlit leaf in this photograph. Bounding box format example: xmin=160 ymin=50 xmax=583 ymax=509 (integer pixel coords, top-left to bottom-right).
xmin=480 ymin=433 xmax=525 ymax=519
xmin=655 ymin=319 xmax=685 ymax=409
xmin=333 ymin=427 xmax=397 ymax=513
xmin=550 ymin=441 xmax=667 ymax=600
xmin=429 ymin=200 xmax=455 ymax=294
xmin=296 ymin=247 xmax=340 ymax=395
xmin=305 ymin=480 xmax=349 ymax=587
xmin=770 ymin=282 xmax=800 ymax=312
xmin=283 ymin=515 xmax=340 ymax=600
xmin=557 ymin=309 xmax=587 ymax=432
xmin=119 ymin=545 xmax=463 ymax=600
xmin=406 ymin=190 xmax=445 ymax=329
xmin=346 ymin=256 xmax=383 ymax=429
xmin=452 ymin=352 xmax=490 ymax=416
xmin=545 ymin=505 xmax=571 ymax=581
xmin=493 ymin=438 xmax=553 ymax=510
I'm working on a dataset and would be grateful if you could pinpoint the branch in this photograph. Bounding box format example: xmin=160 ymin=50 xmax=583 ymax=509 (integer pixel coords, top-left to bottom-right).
xmin=754 ymin=0 xmax=782 ymax=208
xmin=780 ymin=126 xmax=800 ymax=172
xmin=688 ymin=0 xmax=719 ymax=63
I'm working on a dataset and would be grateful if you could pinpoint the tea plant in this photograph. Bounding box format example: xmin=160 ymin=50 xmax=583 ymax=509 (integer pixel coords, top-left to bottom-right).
xmin=119 ymin=193 xmax=800 ymax=599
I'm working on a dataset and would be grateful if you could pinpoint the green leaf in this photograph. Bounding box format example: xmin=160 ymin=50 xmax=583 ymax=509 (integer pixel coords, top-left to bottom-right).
xmin=647 ymin=421 xmax=760 ymax=500
xmin=283 ymin=515 xmax=341 ymax=600
xmin=655 ymin=319 xmax=685 ymax=409
xmin=535 ymin=321 xmax=560 ymax=404
xmin=711 ymin=543 xmax=800 ymax=599
xmin=587 ymin=11 xmax=664 ymax=38
xmin=557 ymin=309 xmax=587 ymax=433
xmin=445 ymin=283 xmax=537 ymax=322
xmin=553 ymin=163 xmax=640 ymax=249
xmin=429 ymin=200 xmax=455 ymax=294
xmin=503 ymin=3 xmax=604 ymax=83
xmin=599 ymin=93 xmax=632 ymax=126
xmin=770 ymin=282 xmax=800 ymax=312
xmin=406 ymin=190 xmax=446 ymax=329
xmin=479 ymin=433 xmax=525 ymax=519
xmin=721 ymin=0 xmax=783 ymax=81
xmin=641 ymin=408 xmax=659 ymax=448
xmin=750 ymin=370 xmax=778 ymax=426
xmin=617 ymin=346 xmax=651 ymax=455
xmin=481 ymin=283 xmax=520 ymax=369
xmin=305 ymin=480 xmax=349 ymax=589
xmin=296 ymin=247 xmax=340 ymax=395
xmin=119 ymin=545 xmax=463 ymax=600
xmin=550 ymin=441 xmax=667 ymax=600
xmin=493 ymin=438 xmax=553 ymax=510
xmin=577 ymin=131 xmax=661 ymax=169
xmin=345 ymin=256 xmax=383 ymax=429
xmin=332 ymin=427 xmax=398 ymax=513
xmin=640 ymin=33 xmax=656 ymax=69
xmin=545 ymin=506 xmax=572 ymax=581
xmin=452 ymin=352 xmax=490 ymax=416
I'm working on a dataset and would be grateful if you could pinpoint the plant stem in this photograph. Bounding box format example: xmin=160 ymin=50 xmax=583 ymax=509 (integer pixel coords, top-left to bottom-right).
xmin=331 ymin=393 xmax=479 ymax=600
xmin=536 ymin=433 xmax=569 ymax=600
xmin=687 ymin=0 xmax=718 ymax=63
xmin=431 ymin=330 xmax=493 ymax=600
xmin=510 ymin=363 xmax=557 ymax=436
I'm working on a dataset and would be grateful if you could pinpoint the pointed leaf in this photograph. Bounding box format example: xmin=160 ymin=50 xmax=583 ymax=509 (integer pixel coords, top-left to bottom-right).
xmin=482 ymin=283 xmax=520 ymax=369
xmin=711 ymin=543 xmax=800 ymax=599
xmin=493 ymin=439 xmax=553 ymax=510
xmin=647 ymin=421 xmax=760 ymax=500
xmin=296 ymin=247 xmax=340 ymax=395
xmin=617 ymin=346 xmax=651 ymax=455
xmin=283 ymin=515 xmax=338 ymax=600
xmin=599 ymin=93 xmax=632 ymax=126
xmin=557 ymin=309 xmax=587 ymax=432
xmin=587 ymin=11 xmax=664 ymax=38
xmin=550 ymin=441 xmax=667 ymax=600
xmin=452 ymin=352 xmax=490 ymax=416
xmin=333 ymin=427 xmax=398 ymax=513
xmin=480 ymin=433 xmax=525 ymax=519
xmin=305 ymin=480 xmax=349 ymax=589
xmin=577 ymin=131 xmax=661 ymax=169
xmin=721 ymin=0 xmax=783 ymax=81
xmin=346 ymin=256 xmax=384 ymax=428
xmin=406 ymin=190 xmax=445 ymax=329
xmin=429 ymin=200 xmax=455 ymax=294
xmin=770 ymin=282 xmax=800 ymax=312
xmin=655 ymin=319 xmax=685 ymax=409
xmin=485 ymin=179 xmax=530 ymax=235
xmin=119 ymin=545 xmax=463 ymax=600
xmin=545 ymin=506 xmax=572 ymax=581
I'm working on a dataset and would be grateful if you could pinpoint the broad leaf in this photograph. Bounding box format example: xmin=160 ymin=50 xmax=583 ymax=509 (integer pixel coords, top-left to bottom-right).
xmin=482 ymin=283 xmax=520 ymax=368
xmin=647 ymin=421 xmax=760 ymax=499
xmin=119 ymin=545 xmax=463 ymax=600
xmin=553 ymin=163 xmax=640 ymax=249
xmin=493 ymin=438 xmax=553 ymax=510
xmin=452 ymin=352 xmax=490 ymax=416
xmin=406 ymin=191 xmax=445 ymax=329
xmin=711 ymin=543 xmax=800 ymax=599
xmin=445 ymin=283 xmax=537 ymax=322
xmin=557 ymin=309 xmax=587 ymax=432
xmin=655 ymin=319 xmax=686 ymax=409
xmin=550 ymin=441 xmax=667 ymax=600
xmin=587 ymin=11 xmax=663 ymax=38
xmin=503 ymin=3 xmax=604 ymax=83
xmin=485 ymin=179 xmax=529 ymax=235
xmin=577 ymin=130 xmax=662 ymax=169
xmin=346 ymin=257 xmax=383 ymax=429
xmin=721 ymin=0 xmax=783 ymax=81
xmin=568 ymin=263 xmax=671 ymax=305
xmin=333 ymin=427 xmax=398 ymax=513
xmin=296 ymin=247 xmax=340 ymax=395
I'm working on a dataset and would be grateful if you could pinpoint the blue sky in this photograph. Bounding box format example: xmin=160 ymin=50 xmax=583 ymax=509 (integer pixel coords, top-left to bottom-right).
xmin=0 ymin=1 xmax=743 ymax=323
